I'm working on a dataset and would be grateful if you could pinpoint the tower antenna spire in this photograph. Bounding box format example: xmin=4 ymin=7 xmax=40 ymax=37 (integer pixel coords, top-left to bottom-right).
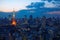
xmin=13 ymin=8 xmax=15 ymax=18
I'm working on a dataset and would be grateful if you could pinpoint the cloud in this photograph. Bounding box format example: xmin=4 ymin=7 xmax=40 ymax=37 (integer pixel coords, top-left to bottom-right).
xmin=26 ymin=1 xmax=59 ymax=8
xmin=41 ymin=0 xmax=52 ymax=2
xmin=41 ymin=0 xmax=60 ymax=8
xmin=52 ymin=1 xmax=60 ymax=8
xmin=44 ymin=1 xmax=56 ymax=8
xmin=26 ymin=2 xmax=45 ymax=8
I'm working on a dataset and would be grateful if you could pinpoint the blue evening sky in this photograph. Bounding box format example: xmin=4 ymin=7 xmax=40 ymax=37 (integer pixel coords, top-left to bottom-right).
xmin=0 ymin=0 xmax=40 ymax=12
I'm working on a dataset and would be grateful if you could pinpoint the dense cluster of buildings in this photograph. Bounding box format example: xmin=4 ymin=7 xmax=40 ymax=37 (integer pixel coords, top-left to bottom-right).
xmin=0 ymin=11 xmax=60 ymax=40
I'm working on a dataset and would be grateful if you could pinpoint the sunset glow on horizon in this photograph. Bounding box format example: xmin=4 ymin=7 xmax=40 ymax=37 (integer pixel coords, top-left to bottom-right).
xmin=0 ymin=0 xmax=40 ymax=12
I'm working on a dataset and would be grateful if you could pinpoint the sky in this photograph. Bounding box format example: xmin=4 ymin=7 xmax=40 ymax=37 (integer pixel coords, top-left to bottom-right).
xmin=0 ymin=0 xmax=40 ymax=12
xmin=0 ymin=0 xmax=60 ymax=12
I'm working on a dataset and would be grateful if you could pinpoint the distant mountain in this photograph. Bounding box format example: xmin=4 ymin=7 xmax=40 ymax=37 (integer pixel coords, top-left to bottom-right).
xmin=0 ymin=12 xmax=12 ymax=18
xmin=16 ymin=8 xmax=60 ymax=18
xmin=0 ymin=8 xmax=60 ymax=18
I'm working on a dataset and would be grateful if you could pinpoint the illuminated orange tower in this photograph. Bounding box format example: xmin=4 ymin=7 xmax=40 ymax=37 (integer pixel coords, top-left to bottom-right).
xmin=11 ymin=9 xmax=16 ymax=26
